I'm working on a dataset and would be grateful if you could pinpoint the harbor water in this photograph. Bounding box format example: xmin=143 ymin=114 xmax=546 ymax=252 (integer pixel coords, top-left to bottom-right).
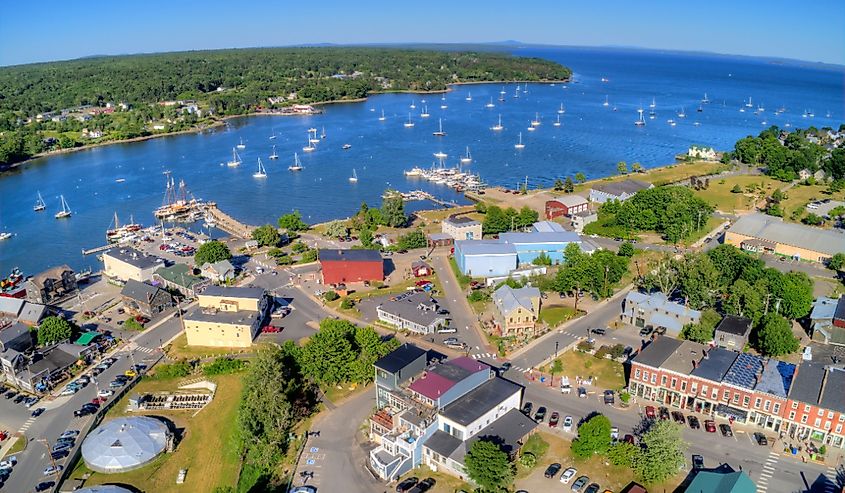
xmin=1 ymin=47 xmax=842 ymax=274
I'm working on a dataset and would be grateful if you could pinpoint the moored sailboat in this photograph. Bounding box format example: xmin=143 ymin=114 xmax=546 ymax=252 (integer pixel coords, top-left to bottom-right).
xmin=33 ymin=191 xmax=46 ymax=212
xmin=288 ymin=153 xmax=304 ymax=171
xmin=253 ymin=158 xmax=267 ymax=178
xmin=55 ymin=195 xmax=71 ymax=219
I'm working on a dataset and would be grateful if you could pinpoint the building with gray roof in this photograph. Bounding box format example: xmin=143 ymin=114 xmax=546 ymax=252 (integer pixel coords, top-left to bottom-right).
xmin=440 ymin=377 xmax=523 ymax=426
xmin=120 ymin=279 xmax=174 ymax=318
xmin=491 ymin=285 xmax=541 ymax=338
xmin=376 ymin=291 xmax=449 ymax=334
xmin=691 ymin=347 xmax=739 ymax=382
xmin=725 ymin=212 xmax=845 ymax=262
xmin=819 ymin=368 xmax=845 ymax=414
xmin=82 ymin=417 xmax=171 ymax=473
xmin=103 ymin=248 xmax=163 ymax=282
xmin=714 ymin=315 xmax=752 ymax=350
xmin=788 ymin=361 xmax=826 ymax=406
xmin=633 ymin=336 xmax=682 ymax=369
xmin=755 ymin=360 xmax=795 ymax=398
xmin=589 ymin=179 xmax=653 ymax=203
xmin=723 ymin=353 xmax=765 ymax=390
xmin=810 ymin=296 xmax=845 ymax=346
xmin=621 ymin=291 xmax=701 ymax=335
xmin=661 ymin=340 xmax=707 ymax=375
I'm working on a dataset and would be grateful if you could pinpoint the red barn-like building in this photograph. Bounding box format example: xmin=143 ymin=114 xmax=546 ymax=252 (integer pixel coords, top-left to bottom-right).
xmin=545 ymin=195 xmax=589 ymax=219
xmin=319 ymin=249 xmax=384 ymax=285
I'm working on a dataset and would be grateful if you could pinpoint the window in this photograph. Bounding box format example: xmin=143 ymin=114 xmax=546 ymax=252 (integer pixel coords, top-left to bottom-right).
xmin=840 ymin=415 xmax=845 ymax=423
xmin=773 ymin=403 xmax=780 ymax=414
xmin=743 ymin=396 xmax=750 ymax=407
xmin=723 ymin=390 xmax=730 ymax=401
xmin=805 ymin=404 xmax=811 ymax=412
xmin=814 ymin=418 xmax=822 ymax=428
xmin=828 ymin=411 xmax=834 ymax=419
xmin=643 ymin=371 xmax=649 ymax=382
xmin=681 ymin=381 xmax=687 ymax=392
xmin=792 ymin=401 xmax=798 ymax=410
xmin=837 ymin=424 xmax=842 ymax=434
xmin=764 ymin=401 xmax=771 ymax=412
xmin=818 ymin=409 xmax=824 ymax=417
xmin=789 ymin=411 xmax=796 ymax=420
xmin=635 ymin=369 xmax=641 ymax=380
xmin=691 ymin=383 xmax=698 ymax=393
xmin=712 ymin=388 xmax=718 ymax=399
xmin=651 ymin=374 xmax=657 ymax=384
xmin=732 ymin=394 xmax=740 ymax=404
xmin=661 ymin=376 xmax=667 ymax=386
xmin=671 ymin=378 xmax=677 ymax=388
xmin=754 ymin=397 xmax=762 ymax=409
xmin=801 ymin=415 xmax=808 ymax=424
xmin=701 ymin=384 xmax=707 ymax=395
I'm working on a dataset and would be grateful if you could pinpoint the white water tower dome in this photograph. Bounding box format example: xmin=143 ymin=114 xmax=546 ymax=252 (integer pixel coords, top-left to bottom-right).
xmin=81 ymin=416 xmax=170 ymax=473
xmin=75 ymin=486 xmax=135 ymax=493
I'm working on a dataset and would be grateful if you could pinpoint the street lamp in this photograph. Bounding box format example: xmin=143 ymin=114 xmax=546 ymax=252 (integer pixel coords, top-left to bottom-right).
xmin=554 ymin=340 xmax=559 ymax=359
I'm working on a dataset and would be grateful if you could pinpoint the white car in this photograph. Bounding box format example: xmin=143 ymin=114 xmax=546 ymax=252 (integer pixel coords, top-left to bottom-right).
xmin=97 ymin=389 xmax=114 ymax=398
xmin=0 ymin=457 xmax=17 ymax=469
xmin=611 ymin=427 xmax=619 ymax=440
xmin=560 ymin=467 xmax=577 ymax=484
xmin=59 ymin=387 xmax=78 ymax=396
xmin=59 ymin=430 xmax=79 ymax=439
xmin=563 ymin=415 xmax=573 ymax=432
xmin=43 ymin=464 xmax=63 ymax=476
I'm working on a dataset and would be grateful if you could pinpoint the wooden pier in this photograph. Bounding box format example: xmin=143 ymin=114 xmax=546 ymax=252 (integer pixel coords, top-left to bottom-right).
xmin=203 ymin=204 xmax=257 ymax=239
xmin=82 ymin=244 xmax=113 ymax=256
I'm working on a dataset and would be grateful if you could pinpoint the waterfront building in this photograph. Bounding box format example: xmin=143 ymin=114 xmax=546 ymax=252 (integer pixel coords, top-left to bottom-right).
xmin=498 ymin=228 xmax=581 ymax=265
xmin=103 ymin=248 xmax=164 ymax=283
xmin=571 ymin=210 xmax=598 ymax=233
xmin=183 ymin=286 xmax=268 ymax=348
xmin=491 ymin=285 xmax=541 ymax=338
xmin=318 ymin=249 xmax=384 ymax=285
xmin=687 ymin=145 xmax=718 ymax=161
xmin=25 ymin=265 xmax=77 ymax=304
xmin=621 ymin=291 xmax=702 ymax=336
xmin=724 ymin=213 xmax=845 ymax=263
xmin=120 ymin=279 xmax=174 ymax=319
xmin=544 ymin=195 xmax=589 ymax=219
xmin=588 ymin=179 xmax=653 ymax=203
xmin=153 ymin=264 xmax=209 ymax=298
xmin=374 ymin=343 xmax=428 ymax=408
xmin=442 ymin=215 xmax=482 ymax=241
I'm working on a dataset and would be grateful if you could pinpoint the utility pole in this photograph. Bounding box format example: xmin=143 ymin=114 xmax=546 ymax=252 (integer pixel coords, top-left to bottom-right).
xmin=38 ymin=438 xmax=59 ymax=475
xmin=603 ymin=265 xmax=610 ymax=298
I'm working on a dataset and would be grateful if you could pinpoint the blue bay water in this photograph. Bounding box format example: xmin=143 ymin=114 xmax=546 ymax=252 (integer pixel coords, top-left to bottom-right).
xmin=1 ymin=47 xmax=843 ymax=274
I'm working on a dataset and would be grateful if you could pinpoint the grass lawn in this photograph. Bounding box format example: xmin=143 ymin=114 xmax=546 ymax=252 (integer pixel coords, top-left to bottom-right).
xmin=75 ymin=373 xmax=244 ymax=493
xmin=779 ymin=182 xmax=845 ymax=223
xmin=321 ymin=382 xmax=367 ymax=404
xmin=539 ymin=305 xmax=578 ymax=328
xmin=693 ymin=175 xmax=780 ymax=212
xmin=680 ymin=216 xmax=724 ymax=246
xmin=397 ymin=465 xmax=473 ymax=493
xmin=582 ymin=214 xmax=638 ymax=240
xmin=4 ymin=436 xmax=27 ymax=456
xmin=449 ymin=257 xmax=472 ymax=290
xmin=541 ymin=350 xmax=626 ymax=390
xmin=572 ymin=161 xmax=729 ymax=195
xmin=164 ymin=333 xmax=253 ymax=360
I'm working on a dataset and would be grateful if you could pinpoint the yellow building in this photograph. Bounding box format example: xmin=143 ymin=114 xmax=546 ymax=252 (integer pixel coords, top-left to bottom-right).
xmin=491 ymin=285 xmax=541 ymax=338
xmin=725 ymin=213 xmax=845 ymax=263
xmin=103 ymin=248 xmax=163 ymax=282
xmin=183 ymin=286 xmax=268 ymax=348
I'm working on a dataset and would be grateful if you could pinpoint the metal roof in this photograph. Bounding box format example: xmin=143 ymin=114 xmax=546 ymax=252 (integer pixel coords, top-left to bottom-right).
xmin=374 ymin=343 xmax=426 ymax=374
xmin=82 ymin=417 xmax=169 ymax=473
xmin=729 ymin=213 xmax=845 ymax=256
xmin=755 ymin=360 xmax=795 ymax=398
xmin=455 ymin=240 xmax=516 ymax=256
xmin=661 ymin=340 xmax=708 ymax=375
xmin=820 ymin=368 xmax=845 ymax=414
xmin=103 ymin=248 xmax=161 ymax=270
xmin=715 ymin=315 xmax=753 ymax=337
xmin=492 ymin=285 xmax=539 ymax=317
xmin=440 ymin=377 xmax=522 ymax=426
xmin=691 ymin=347 xmax=739 ymax=382
xmin=624 ymin=291 xmax=702 ymax=320
xmin=591 ymin=179 xmax=652 ymax=197
xmin=531 ymin=221 xmax=567 ymax=233
xmin=547 ymin=195 xmax=588 ymax=208
xmin=499 ymin=231 xmax=581 ymax=245
xmin=788 ymin=361 xmax=826 ymax=405
xmin=377 ymin=292 xmax=448 ymax=329
xmin=318 ymin=249 xmax=383 ymax=262
xmin=723 ymin=353 xmax=765 ymax=389
xmin=201 ymin=285 xmax=264 ymax=300
xmin=811 ymin=297 xmax=838 ymax=322
xmin=444 ymin=215 xmax=481 ymax=226
xmin=633 ymin=336 xmax=682 ymax=369
xmin=685 ymin=470 xmax=756 ymax=493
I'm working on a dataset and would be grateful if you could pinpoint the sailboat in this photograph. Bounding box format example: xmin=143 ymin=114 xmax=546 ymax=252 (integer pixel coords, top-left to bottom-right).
xmin=410 ymin=100 xmax=416 ymax=109
xmin=404 ymin=113 xmax=415 ymax=128
xmin=499 ymin=86 xmax=506 ymax=102
xmin=491 ymin=114 xmax=504 ymax=131
xmin=553 ymin=114 xmax=561 ymax=127
xmin=440 ymin=97 xmax=448 ymax=109
xmin=558 ymin=103 xmax=566 ymax=114
xmin=420 ymin=105 xmax=430 ymax=118
xmin=269 ymin=145 xmax=278 ymax=160
xmin=0 ymin=232 xmax=12 ymax=241
xmin=33 ymin=191 xmax=46 ymax=212
xmin=303 ymin=134 xmax=316 ymax=152
xmin=55 ymin=195 xmax=71 ymax=219
xmin=531 ymin=113 xmax=541 ymax=126
xmin=321 ymin=127 xmax=327 ymax=139
xmin=227 ymin=148 xmax=242 ymax=167
xmin=106 ymin=212 xmax=142 ymax=242
xmin=288 ymin=153 xmax=304 ymax=171
xmin=649 ymin=97 xmax=656 ymax=109
xmin=433 ymin=150 xmax=448 ymax=159
xmin=527 ymin=120 xmax=536 ymax=132
xmin=269 ymin=129 xmax=276 ymax=140
xmin=745 ymin=97 xmax=753 ymax=108
xmin=236 ymin=137 xmax=246 ymax=150
xmin=465 ymin=92 xmax=472 ymax=102
xmin=342 ymin=144 xmax=352 ymax=150
xmin=309 ymin=128 xmax=320 ymax=144
xmin=253 ymin=158 xmax=267 ymax=178
xmin=433 ymin=118 xmax=446 ymax=137
xmin=602 ymin=96 xmax=609 ymax=107
xmin=378 ymin=109 xmax=386 ymax=121
xmin=634 ymin=108 xmax=646 ymax=127
xmin=349 ymin=169 xmax=358 ymax=182
xmin=701 ymin=93 xmax=710 ymax=104
xmin=460 ymin=147 xmax=472 ymax=164
xmin=514 ymin=85 xmax=520 ymax=98
xmin=486 ymin=97 xmax=495 ymax=108
xmin=677 ymin=107 xmax=687 ymax=118
xmin=514 ymin=132 xmax=525 ymax=149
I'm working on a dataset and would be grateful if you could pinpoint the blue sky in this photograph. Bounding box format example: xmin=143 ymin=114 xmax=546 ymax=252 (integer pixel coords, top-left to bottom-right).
xmin=1 ymin=0 xmax=843 ymax=66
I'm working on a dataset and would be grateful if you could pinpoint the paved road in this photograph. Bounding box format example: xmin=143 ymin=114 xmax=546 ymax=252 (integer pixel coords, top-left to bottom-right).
xmin=2 ymin=310 xmax=183 ymax=492
xmin=429 ymin=250 xmax=491 ymax=354
xmin=290 ymin=389 xmax=381 ymax=493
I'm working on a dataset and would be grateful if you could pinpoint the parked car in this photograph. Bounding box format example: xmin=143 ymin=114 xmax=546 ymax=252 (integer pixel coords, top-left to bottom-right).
xmin=688 ymin=416 xmax=701 ymax=429
xmin=591 ymin=328 xmax=606 ymax=335
xmin=0 ymin=457 xmax=16 ymax=469
xmin=43 ymin=464 xmax=63 ymax=476
xmin=704 ymin=420 xmax=717 ymax=433
xmin=623 ymin=434 xmax=635 ymax=445
xmin=98 ymin=389 xmax=114 ymax=398
xmin=436 ymin=327 xmax=457 ymax=334
xmin=416 ymin=477 xmax=436 ymax=492
xmin=603 ymin=390 xmax=615 ymax=405
xmin=51 ymin=443 xmax=71 ymax=454
xmin=645 ymin=406 xmax=656 ymax=419
xmin=261 ymin=325 xmax=282 ymax=333
xmin=692 ymin=454 xmax=705 ymax=469
xmin=560 ymin=467 xmax=577 ymax=484
xmin=754 ymin=432 xmax=769 ymax=446
xmin=544 ymin=463 xmax=562 ymax=478
xmin=672 ymin=411 xmax=685 ymax=424
xmin=571 ymin=475 xmax=590 ymax=492
xmin=639 ymin=327 xmax=653 ymax=337
xmin=719 ymin=424 xmax=733 ymax=437
xmin=585 ymin=483 xmax=601 ymax=493
xmin=35 ymin=481 xmax=55 ymax=492
xmin=577 ymin=387 xmax=587 ymax=398
xmin=288 ymin=487 xmax=316 ymax=493
xmin=658 ymin=407 xmax=670 ymax=421
xmin=563 ymin=415 xmax=573 ymax=432
xmin=549 ymin=412 xmax=560 ymax=428
xmin=395 ymin=477 xmax=419 ymax=493
xmin=521 ymin=402 xmax=533 ymax=416
xmin=534 ymin=406 xmax=547 ymax=422
xmin=31 ymin=407 xmax=45 ymax=417
xmin=610 ymin=427 xmax=619 ymax=440
xmin=59 ymin=430 xmax=79 ymax=440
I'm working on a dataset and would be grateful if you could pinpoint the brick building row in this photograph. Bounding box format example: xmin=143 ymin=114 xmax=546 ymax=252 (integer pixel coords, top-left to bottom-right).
xmin=630 ymin=336 xmax=845 ymax=449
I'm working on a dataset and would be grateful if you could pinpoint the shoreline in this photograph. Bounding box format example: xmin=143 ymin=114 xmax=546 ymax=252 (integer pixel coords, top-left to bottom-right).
xmin=1 ymin=78 xmax=570 ymax=171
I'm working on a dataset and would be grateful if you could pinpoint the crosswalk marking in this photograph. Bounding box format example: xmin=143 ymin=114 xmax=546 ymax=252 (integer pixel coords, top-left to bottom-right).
xmin=756 ymin=450 xmax=779 ymax=492
xmin=18 ymin=416 xmax=37 ymax=433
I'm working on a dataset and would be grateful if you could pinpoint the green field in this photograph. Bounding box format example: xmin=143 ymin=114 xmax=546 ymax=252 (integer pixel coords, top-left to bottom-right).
xmin=538 ymin=305 xmax=579 ymax=327
xmin=542 ymin=350 xmax=626 ymax=390
xmin=692 ymin=175 xmax=781 ymax=211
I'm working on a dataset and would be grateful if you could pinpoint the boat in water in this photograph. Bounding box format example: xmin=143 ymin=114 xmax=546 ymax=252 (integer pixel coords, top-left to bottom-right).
xmin=460 ymin=147 xmax=472 ymax=164
xmin=227 ymin=148 xmax=242 ymax=167
xmin=531 ymin=112 xmax=541 ymax=127
xmin=378 ymin=109 xmax=386 ymax=121
xmin=55 ymin=195 xmax=72 ymax=219
xmin=635 ymin=108 xmax=646 ymax=127
xmin=602 ymin=96 xmax=609 ymax=107
xmin=289 ymin=152 xmax=304 ymax=171
xmin=349 ymin=169 xmax=358 ymax=182
xmin=465 ymin=92 xmax=472 ymax=102
xmin=554 ymin=114 xmax=561 ymax=127
xmin=486 ymin=97 xmax=495 ymax=108
xmin=404 ymin=113 xmax=415 ymax=128
xmin=514 ymin=132 xmax=525 ymax=149
xmin=0 ymin=268 xmax=26 ymax=299
xmin=0 ymin=232 xmax=13 ymax=241
xmin=153 ymin=173 xmax=204 ymax=221
xmin=420 ymin=105 xmax=430 ymax=118
xmin=303 ymin=133 xmax=316 ymax=152
xmin=433 ymin=150 xmax=448 ymax=159
xmin=236 ymin=137 xmax=246 ymax=150
xmin=269 ymin=145 xmax=279 ymax=160
xmin=404 ymin=167 xmax=424 ymax=177
xmin=253 ymin=158 xmax=267 ymax=178
xmin=491 ymin=114 xmax=504 ymax=131
xmin=342 ymin=144 xmax=352 ymax=150
xmin=33 ymin=191 xmax=46 ymax=212
xmin=433 ymin=118 xmax=446 ymax=137
xmin=106 ymin=212 xmax=142 ymax=243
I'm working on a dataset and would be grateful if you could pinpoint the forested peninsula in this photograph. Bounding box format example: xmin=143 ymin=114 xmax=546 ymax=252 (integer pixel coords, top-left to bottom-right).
xmin=0 ymin=47 xmax=571 ymax=166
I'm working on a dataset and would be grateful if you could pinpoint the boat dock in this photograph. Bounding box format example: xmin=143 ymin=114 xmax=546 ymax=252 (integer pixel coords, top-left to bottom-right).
xmin=82 ymin=244 xmax=113 ymax=256
xmin=203 ymin=204 xmax=256 ymax=239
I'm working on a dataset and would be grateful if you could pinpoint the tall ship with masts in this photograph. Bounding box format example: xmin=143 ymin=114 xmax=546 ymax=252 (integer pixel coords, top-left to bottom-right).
xmin=106 ymin=212 xmax=143 ymax=243
xmin=153 ymin=172 xmax=206 ymax=221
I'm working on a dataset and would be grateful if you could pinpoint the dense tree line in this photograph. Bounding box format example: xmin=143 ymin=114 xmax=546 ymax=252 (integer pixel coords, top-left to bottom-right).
xmin=595 ymin=186 xmax=714 ymax=243
xmin=730 ymin=125 xmax=845 ymax=181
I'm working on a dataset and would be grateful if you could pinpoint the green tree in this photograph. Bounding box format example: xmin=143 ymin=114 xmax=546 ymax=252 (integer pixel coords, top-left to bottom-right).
xmin=679 ymin=309 xmax=721 ymax=343
xmin=324 ymin=220 xmax=349 ymax=239
xmin=300 ymin=248 xmax=318 ymax=263
xmin=731 ymin=184 xmax=743 ymax=193
xmin=564 ymin=176 xmax=575 ymax=193
xmin=532 ymin=252 xmax=552 ymax=266
xmin=631 ymin=162 xmax=643 ymax=173
xmin=251 ymin=224 xmax=280 ymax=247
xmin=575 ymin=172 xmax=587 ymax=183
xmin=349 ymin=327 xmax=400 ymax=383
xmin=828 ymin=252 xmax=845 ymax=272
xmin=278 ymin=210 xmax=309 ymax=231
xmin=299 ymin=319 xmax=357 ymax=385
xmin=194 ymin=240 xmax=232 ymax=266
xmin=358 ymin=228 xmax=374 ymax=248
xmin=37 ymin=316 xmax=73 ymax=346
xmin=768 ymin=271 xmax=814 ymax=319
xmin=678 ymin=253 xmax=720 ymax=309
xmin=483 ymin=205 xmax=510 ymax=235
xmin=323 ymin=290 xmax=339 ymax=302
xmin=571 ymin=414 xmax=612 ymax=458
xmin=464 ymin=439 xmax=515 ymax=492
xmin=380 ymin=190 xmax=406 ymax=228
xmin=617 ymin=242 xmax=635 ymax=257
xmin=724 ymin=279 xmax=766 ymax=324
xmin=755 ymin=313 xmax=799 ymax=356
xmin=802 ymin=213 xmax=824 ymax=226
xmin=617 ymin=161 xmax=628 ymax=175
xmin=632 ymin=420 xmax=686 ymax=484
xmin=553 ymin=178 xmax=564 ymax=191
xmin=397 ymin=229 xmax=426 ymax=250
xmin=608 ymin=441 xmax=638 ymax=467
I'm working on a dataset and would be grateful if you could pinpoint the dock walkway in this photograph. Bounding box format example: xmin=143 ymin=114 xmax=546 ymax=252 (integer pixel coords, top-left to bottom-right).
xmin=203 ymin=204 xmax=257 ymax=239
